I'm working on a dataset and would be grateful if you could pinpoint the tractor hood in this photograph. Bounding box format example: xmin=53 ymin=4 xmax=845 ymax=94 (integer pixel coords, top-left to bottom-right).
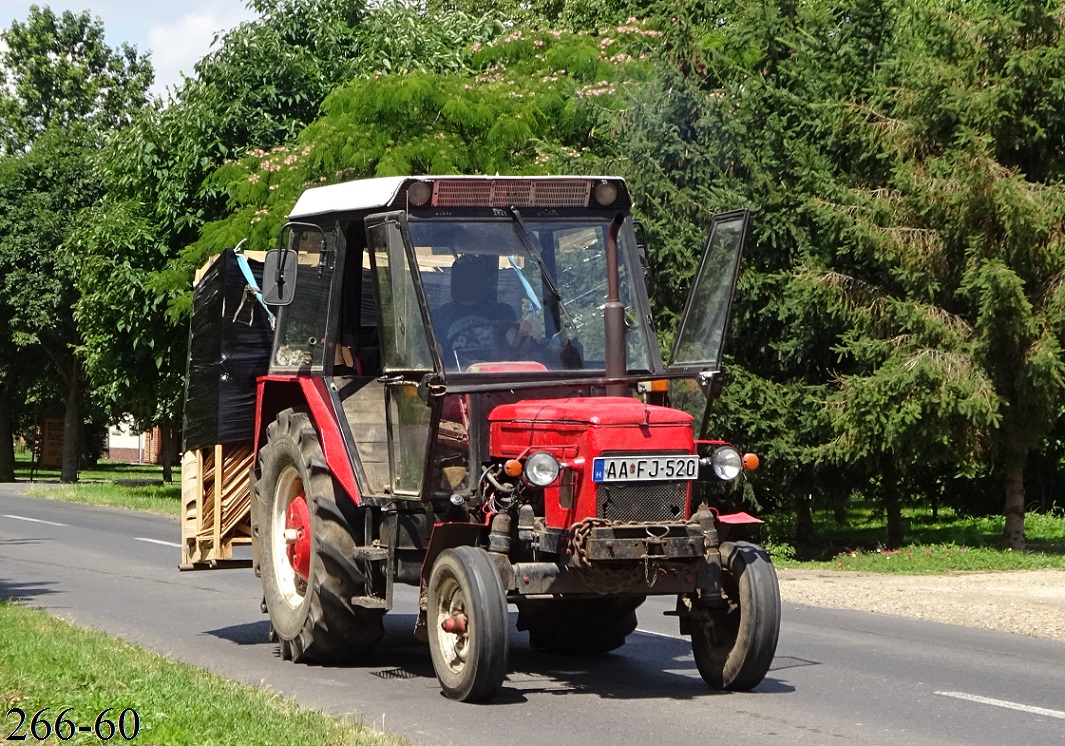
xmin=488 ymin=397 xmax=693 ymax=427
xmin=488 ymin=396 xmax=697 ymax=528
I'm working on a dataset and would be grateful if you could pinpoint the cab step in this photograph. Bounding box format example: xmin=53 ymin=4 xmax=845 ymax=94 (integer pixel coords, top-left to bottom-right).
xmin=353 ymin=545 xmax=389 ymax=562
xmin=352 ymin=595 xmax=389 ymax=609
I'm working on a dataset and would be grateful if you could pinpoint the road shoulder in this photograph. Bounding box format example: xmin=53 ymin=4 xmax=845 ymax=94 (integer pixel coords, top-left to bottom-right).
xmin=777 ymin=567 xmax=1065 ymax=642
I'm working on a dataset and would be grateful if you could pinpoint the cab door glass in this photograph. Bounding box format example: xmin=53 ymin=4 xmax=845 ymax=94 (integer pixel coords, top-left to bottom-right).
xmin=668 ymin=210 xmax=750 ymax=372
xmin=272 ymin=225 xmax=335 ymax=370
xmin=367 ymin=218 xmax=433 ymax=371
xmin=386 ymin=381 xmax=434 ymax=496
xmin=367 ymin=215 xmax=435 ymax=498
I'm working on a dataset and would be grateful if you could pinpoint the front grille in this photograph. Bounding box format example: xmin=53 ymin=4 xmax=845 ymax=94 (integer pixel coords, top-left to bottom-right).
xmin=432 ymin=179 xmax=591 ymax=208
xmin=596 ymin=451 xmax=690 ymax=523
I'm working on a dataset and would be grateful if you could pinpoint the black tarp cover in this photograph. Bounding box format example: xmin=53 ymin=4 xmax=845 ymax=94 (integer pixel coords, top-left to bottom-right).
xmin=183 ymin=248 xmax=273 ymax=451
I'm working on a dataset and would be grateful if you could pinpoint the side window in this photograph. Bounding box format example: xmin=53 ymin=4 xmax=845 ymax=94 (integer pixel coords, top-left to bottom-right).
xmin=272 ymin=226 xmax=335 ymax=370
xmin=367 ymin=218 xmax=433 ymax=371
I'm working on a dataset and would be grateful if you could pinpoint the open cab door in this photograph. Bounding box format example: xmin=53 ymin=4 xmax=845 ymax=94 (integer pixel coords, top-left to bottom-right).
xmin=666 ymin=209 xmax=750 ymax=410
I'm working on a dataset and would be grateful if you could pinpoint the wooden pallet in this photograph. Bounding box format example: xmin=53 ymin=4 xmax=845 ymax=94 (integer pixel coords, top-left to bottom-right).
xmin=180 ymin=443 xmax=255 ymax=569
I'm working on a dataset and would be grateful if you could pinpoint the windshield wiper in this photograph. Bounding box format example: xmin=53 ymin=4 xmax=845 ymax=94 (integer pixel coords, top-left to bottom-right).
xmin=507 ymin=206 xmax=575 ymax=328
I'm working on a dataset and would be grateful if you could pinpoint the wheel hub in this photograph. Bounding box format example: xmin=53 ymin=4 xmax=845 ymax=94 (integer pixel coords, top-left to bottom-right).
xmin=437 ymin=585 xmax=470 ymax=670
xmin=441 ymin=613 xmax=468 ymax=635
xmin=285 ymin=494 xmax=311 ymax=582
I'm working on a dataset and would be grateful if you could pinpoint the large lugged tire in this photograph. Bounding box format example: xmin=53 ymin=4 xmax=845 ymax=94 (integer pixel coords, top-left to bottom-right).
xmin=691 ymin=541 xmax=780 ymax=691
xmin=516 ymin=596 xmax=643 ymax=655
xmin=256 ymin=408 xmax=384 ymax=662
xmin=427 ymin=546 xmax=509 ymax=702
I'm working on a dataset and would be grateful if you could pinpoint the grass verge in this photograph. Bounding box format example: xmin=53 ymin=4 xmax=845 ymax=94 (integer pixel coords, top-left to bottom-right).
xmin=15 ymin=453 xmax=182 ymax=516
xmin=14 ymin=452 xmax=167 ymax=483
xmin=772 ymin=543 xmax=1065 ymax=573
xmin=26 ymin=482 xmax=182 ymax=517
xmin=766 ymin=506 xmax=1065 ymax=573
xmin=0 ymin=602 xmax=408 ymax=746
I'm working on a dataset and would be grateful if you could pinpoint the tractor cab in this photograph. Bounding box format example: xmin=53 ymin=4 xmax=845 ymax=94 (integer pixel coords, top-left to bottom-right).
xmin=261 ymin=177 xmax=746 ymax=514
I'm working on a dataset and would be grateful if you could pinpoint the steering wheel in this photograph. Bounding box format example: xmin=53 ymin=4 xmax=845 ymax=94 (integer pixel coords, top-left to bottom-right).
xmin=445 ymin=320 xmax=506 ymax=367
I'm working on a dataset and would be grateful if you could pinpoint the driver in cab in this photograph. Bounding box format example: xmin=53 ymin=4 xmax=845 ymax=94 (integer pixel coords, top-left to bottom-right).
xmin=435 ymin=254 xmax=518 ymax=368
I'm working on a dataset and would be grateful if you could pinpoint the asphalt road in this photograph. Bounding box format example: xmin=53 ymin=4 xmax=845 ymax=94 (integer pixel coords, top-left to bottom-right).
xmin=2 ymin=483 xmax=1064 ymax=746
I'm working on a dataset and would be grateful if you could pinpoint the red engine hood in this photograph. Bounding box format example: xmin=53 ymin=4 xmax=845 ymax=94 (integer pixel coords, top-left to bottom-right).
xmin=488 ymin=397 xmax=693 ymax=427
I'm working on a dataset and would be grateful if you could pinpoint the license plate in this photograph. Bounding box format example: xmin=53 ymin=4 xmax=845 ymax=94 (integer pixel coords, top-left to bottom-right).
xmin=592 ymin=455 xmax=699 ymax=482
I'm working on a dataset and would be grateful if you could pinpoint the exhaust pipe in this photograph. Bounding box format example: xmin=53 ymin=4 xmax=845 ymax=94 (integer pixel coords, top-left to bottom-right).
xmin=604 ymin=214 xmax=627 ymax=397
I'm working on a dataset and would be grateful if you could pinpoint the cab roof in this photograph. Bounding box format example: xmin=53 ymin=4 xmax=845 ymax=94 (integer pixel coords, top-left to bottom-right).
xmin=287 ymin=175 xmax=630 ymax=219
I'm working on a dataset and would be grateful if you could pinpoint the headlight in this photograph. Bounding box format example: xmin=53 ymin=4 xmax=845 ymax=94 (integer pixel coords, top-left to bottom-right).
xmin=523 ymin=452 xmax=561 ymax=487
xmin=710 ymin=446 xmax=743 ymax=481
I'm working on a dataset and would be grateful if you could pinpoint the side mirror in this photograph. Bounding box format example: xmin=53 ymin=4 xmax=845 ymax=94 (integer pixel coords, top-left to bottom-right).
xmin=262 ymin=249 xmax=297 ymax=306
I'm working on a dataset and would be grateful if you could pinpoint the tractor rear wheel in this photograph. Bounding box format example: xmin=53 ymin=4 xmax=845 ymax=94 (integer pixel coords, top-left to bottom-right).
xmin=427 ymin=546 xmax=509 ymax=702
xmin=690 ymin=541 xmax=780 ymax=691
xmin=517 ymin=597 xmax=643 ymax=655
xmin=256 ymin=408 xmax=384 ymax=662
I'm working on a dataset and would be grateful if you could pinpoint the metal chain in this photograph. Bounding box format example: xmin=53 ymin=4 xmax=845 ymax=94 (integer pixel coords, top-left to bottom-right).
xmin=569 ymin=517 xmax=611 ymax=568
xmin=568 ymin=517 xmax=690 ymax=593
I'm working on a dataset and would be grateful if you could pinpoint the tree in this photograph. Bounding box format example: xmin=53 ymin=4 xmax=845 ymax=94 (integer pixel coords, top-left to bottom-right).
xmin=191 ymin=23 xmax=661 ymax=258
xmin=584 ymin=0 xmax=1036 ymax=550
xmin=0 ymin=127 xmax=95 ymax=482
xmin=428 ymin=0 xmax=640 ymax=30
xmin=0 ymin=324 xmax=24 ymax=482
xmin=814 ymin=0 xmax=1065 ymax=549
xmin=582 ymin=0 xmax=904 ymax=543
xmin=0 ymin=7 xmax=151 ymax=481
xmin=0 ymin=5 xmax=151 ymax=153
xmin=75 ymin=0 xmax=504 ymax=470
xmin=68 ymin=202 xmax=188 ymax=481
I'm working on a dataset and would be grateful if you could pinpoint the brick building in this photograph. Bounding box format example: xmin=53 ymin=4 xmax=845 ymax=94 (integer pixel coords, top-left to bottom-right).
xmin=106 ymin=419 xmax=165 ymax=464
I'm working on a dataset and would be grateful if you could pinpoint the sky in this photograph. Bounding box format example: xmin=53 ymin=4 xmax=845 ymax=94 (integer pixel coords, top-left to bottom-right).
xmin=0 ymin=1 xmax=260 ymax=97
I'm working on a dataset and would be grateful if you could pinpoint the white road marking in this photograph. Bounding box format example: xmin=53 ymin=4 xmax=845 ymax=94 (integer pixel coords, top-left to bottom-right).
xmin=134 ymin=537 xmax=182 ymax=548
xmin=936 ymin=691 xmax=1065 ymax=720
xmin=637 ymin=627 xmax=681 ymax=640
xmin=2 ymin=513 xmax=66 ymax=527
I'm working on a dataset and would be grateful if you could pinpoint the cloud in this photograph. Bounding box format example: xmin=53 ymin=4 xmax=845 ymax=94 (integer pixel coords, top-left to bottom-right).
xmin=0 ymin=2 xmax=258 ymax=98
xmin=147 ymin=8 xmax=257 ymax=98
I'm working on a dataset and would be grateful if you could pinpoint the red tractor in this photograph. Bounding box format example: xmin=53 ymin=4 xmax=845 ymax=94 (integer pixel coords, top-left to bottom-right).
xmin=184 ymin=175 xmax=779 ymax=702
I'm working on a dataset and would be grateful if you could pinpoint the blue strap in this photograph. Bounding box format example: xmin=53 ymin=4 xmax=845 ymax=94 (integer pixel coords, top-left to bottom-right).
xmin=507 ymin=256 xmax=543 ymax=312
xmin=235 ymin=251 xmax=275 ymax=326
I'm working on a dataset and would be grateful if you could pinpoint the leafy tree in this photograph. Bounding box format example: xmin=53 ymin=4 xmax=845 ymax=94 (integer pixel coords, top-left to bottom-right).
xmin=429 ymin=0 xmax=640 ymax=30
xmin=0 ymin=6 xmax=151 ymax=153
xmin=0 ymin=322 xmax=24 ymax=481
xmin=76 ymin=0 xmax=505 ymax=469
xmin=356 ymin=2 xmax=503 ymax=74
xmin=191 ymin=24 xmax=661 ymax=261
xmin=0 ymin=127 xmax=96 ymax=482
xmin=0 ymin=7 xmax=151 ymax=481
xmin=68 ymin=203 xmax=188 ymax=480
xmin=75 ymin=0 xmax=368 ymax=472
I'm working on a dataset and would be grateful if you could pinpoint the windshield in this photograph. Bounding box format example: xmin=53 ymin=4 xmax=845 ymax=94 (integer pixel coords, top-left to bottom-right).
xmin=406 ymin=217 xmax=653 ymax=374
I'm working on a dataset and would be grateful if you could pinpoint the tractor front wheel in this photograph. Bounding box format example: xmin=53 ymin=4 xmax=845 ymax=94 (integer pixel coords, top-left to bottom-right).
xmin=690 ymin=541 xmax=780 ymax=691
xmin=427 ymin=546 xmax=509 ymax=702
xmin=256 ymin=408 xmax=383 ymax=662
